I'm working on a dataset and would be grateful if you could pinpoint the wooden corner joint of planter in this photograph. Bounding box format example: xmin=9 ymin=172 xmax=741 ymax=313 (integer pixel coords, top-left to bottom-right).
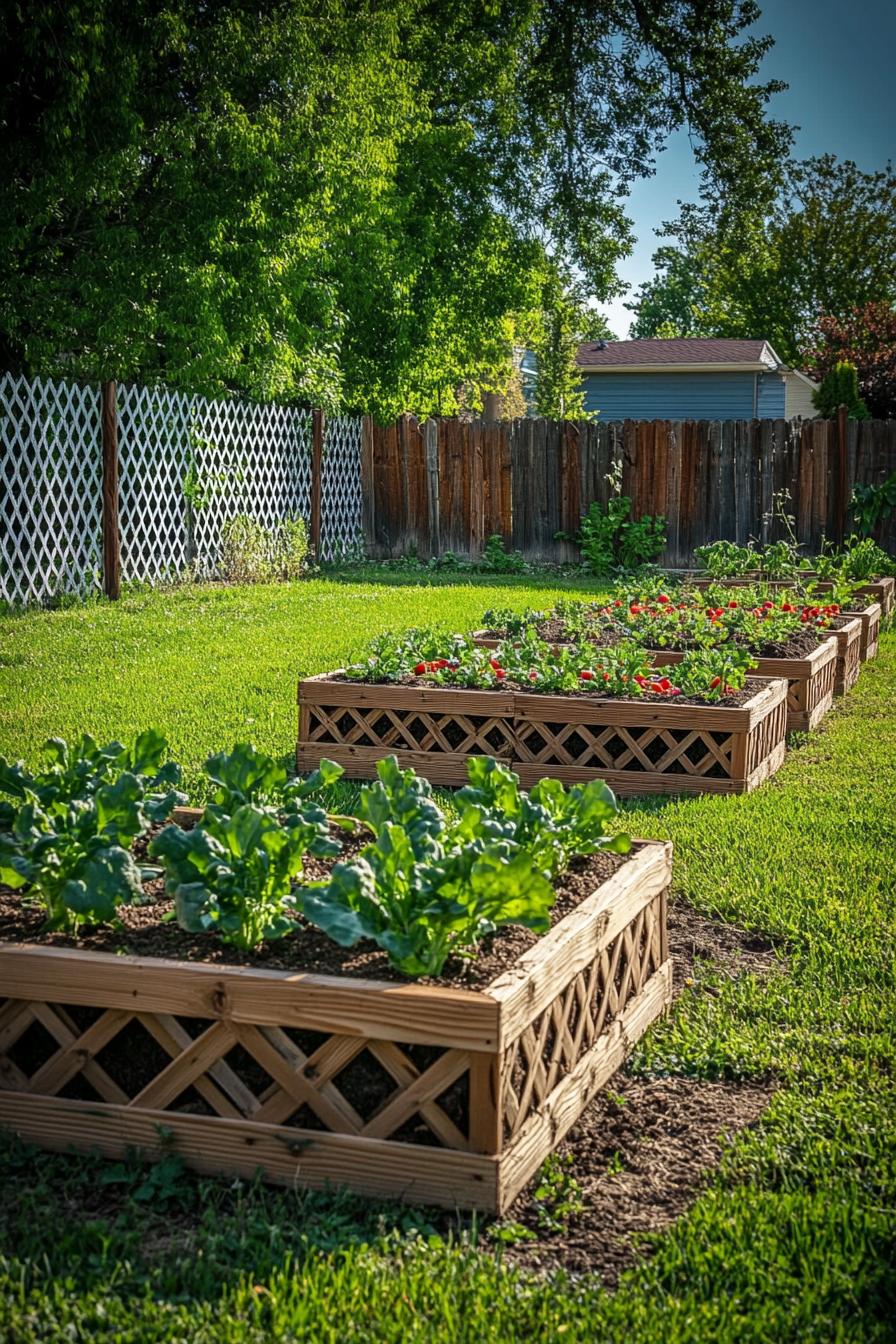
xmin=488 ymin=840 xmax=673 ymax=1052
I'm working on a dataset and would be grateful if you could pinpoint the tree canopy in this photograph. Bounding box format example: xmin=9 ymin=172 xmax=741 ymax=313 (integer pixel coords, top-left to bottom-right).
xmin=1 ymin=0 xmax=790 ymax=416
xmin=806 ymin=304 xmax=896 ymax=420
xmin=628 ymin=156 xmax=896 ymax=367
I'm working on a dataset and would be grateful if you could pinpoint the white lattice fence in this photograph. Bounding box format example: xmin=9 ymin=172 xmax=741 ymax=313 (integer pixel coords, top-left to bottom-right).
xmin=118 ymin=383 xmax=193 ymax=584
xmin=188 ymin=396 xmax=313 ymax=575
xmin=320 ymin=415 xmax=363 ymax=560
xmin=0 ymin=374 xmax=103 ymax=606
xmin=1 ymin=373 xmax=364 ymax=603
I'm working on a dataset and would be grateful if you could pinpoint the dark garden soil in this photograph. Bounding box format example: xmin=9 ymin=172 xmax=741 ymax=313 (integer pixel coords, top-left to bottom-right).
xmin=0 ymin=839 xmax=630 ymax=991
xmin=483 ymin=617 xmax=845 ymax=661
xmin=499 ymin=1072 xmax=774 ymax=1285
xmin=329 ymin=673 xmax=766 ymax=709
xmin=495 ymin=896 xmax=781 ymax=1284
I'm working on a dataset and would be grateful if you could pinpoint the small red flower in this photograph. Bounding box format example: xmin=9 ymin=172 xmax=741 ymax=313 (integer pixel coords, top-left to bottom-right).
xmin=494 ymin=668 xmax=507 ymax=679
xmin=657 ymin=593 xmax=670 ymax=604
xmin=728 ymin=600 xmax=738 ymax=609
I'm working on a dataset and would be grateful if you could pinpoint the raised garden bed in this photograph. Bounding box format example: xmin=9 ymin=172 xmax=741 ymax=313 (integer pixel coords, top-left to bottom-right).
xmin=0 ymin=841 xmax=672 ymax=1214
xmin=844 ymin=601 xmax=881 ymax=663
xmin=297 ymin=674 xmax=789 ymax=795
xmin=472 ymin=628 xmax=840 ymax=734
xmin=687 ymin=575 xmax=894 ymax=617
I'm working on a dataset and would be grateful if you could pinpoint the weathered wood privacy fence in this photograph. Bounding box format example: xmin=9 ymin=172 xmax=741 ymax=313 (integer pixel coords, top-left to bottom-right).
xmin=3 ymin=368 xmax=895 ymax=606
xmin=361 ymin=414 xmax=896 ymax=568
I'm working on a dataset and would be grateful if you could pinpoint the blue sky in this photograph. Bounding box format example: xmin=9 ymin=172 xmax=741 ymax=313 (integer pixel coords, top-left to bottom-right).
xmin=604 ymin=0 xmax=896 ymax=337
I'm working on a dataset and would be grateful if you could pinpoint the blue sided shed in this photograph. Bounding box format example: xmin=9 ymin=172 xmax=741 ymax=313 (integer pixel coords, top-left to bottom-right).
xmin=575 ymin=338 xmax=818 ymax=421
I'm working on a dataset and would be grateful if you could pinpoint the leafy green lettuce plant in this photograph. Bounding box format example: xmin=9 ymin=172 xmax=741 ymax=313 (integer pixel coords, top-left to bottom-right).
xmin=150 ymin=745 xmax=345 ymax=950
xmin=300 ymin=755 xmax=630 ymax=978
xmin=0 ymin=731 xmax=185 ymax=931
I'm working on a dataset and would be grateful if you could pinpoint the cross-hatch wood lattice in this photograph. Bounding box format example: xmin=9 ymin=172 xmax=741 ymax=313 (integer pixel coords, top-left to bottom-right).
xmin=500 ymin=892 xmax=663 ymax=1140
xmin=0 ymin=998 xmax=474 ymax=1149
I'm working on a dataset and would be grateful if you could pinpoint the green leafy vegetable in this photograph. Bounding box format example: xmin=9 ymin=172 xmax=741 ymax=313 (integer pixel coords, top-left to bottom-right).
xmin=150 ymin=743 xmax=345 ymax=950
xmin=300 ymin=755 xmax=630 ymax=978
xmin=0 ymin=731 xmax=184 ymax=931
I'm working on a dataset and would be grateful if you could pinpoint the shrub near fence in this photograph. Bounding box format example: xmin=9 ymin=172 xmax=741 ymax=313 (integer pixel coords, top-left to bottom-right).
xmin=0 ymin=373 xmax=363 ymax=607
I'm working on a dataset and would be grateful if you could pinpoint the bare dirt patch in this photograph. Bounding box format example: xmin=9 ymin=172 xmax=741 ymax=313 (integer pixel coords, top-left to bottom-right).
xmin=501 ymin=1073 xmax=774 ymax=1285
xmin=495 ymin=897 xmax=781 ymax=1284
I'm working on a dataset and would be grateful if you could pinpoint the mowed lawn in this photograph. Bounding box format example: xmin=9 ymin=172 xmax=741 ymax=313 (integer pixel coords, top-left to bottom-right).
xmin=1 ymin=576 xmax=895 ymax=1342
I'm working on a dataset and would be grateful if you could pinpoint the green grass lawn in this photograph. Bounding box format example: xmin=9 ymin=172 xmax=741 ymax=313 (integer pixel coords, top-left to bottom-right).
xmin=1 ymin=576 xmax=895 ymax=1341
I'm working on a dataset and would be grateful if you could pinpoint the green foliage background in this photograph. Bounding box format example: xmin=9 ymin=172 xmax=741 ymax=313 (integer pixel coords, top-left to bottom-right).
xmin=1 ymin=1 xmax=788 ymax=417
xmin=629 ymin=157 xmax=896 ymax=368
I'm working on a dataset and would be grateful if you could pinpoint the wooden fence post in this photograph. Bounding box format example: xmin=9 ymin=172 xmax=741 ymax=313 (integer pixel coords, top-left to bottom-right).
xmin=837 ymin=404 xmax=848 ymax=543
xmin=360 ymin=415 xmax=375 ymax=555
xmin=101 ymin=380 xmax=120 ymax=600
xmin=423 ymin=418 xmax=441 ymax=558
xmin=310 ymin=407 xmax=324 ymax=558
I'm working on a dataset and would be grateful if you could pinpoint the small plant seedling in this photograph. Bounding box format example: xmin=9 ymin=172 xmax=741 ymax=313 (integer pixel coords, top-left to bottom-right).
xmin=531 ymin=1153 xmax=586 ymax=1234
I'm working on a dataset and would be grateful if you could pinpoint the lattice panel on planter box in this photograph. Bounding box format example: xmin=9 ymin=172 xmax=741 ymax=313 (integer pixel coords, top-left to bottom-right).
xmin=514 ymin=719 xmax=737 ymax=779
xmin=0 ymin=998 xmax=472 ymax=1150
xmin=304 ymin=703 xmax=518 ymax=757
xmin=501 ymin=891 xmax=664 ymax=1141
xmin=320 ymin=415 xmax=363 ymax=561
xmin=0 ymin=373 xmax=103 ymax=606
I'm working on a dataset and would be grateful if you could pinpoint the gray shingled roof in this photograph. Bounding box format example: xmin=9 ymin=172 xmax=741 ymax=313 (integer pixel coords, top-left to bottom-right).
xmin=576 ymin=338 xmax=780 ymax=368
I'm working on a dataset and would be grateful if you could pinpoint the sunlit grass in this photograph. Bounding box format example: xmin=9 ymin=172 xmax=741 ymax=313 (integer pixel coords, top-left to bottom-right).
xmin=1 ymin=581 xmax=894 ymax=1340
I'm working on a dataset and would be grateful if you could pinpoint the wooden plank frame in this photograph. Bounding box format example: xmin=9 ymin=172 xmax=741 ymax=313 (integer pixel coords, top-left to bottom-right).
xmin=0 ymin=843 xmax=672 ymax=1214
xmin=844 ymin=602 xmax=881 ymax=663
xmin=472 ymin=627 xmax=842 ymax=733
xmin=827 ymin=616 xmax=863 ymax=694
xmin=297 ymin=673 xmax=788 ymax=795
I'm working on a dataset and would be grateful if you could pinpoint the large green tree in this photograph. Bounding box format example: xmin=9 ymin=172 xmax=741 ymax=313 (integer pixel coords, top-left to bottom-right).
xmin=629 ymin=156 xmax=896 ymax=365
xmin=1 ymin=1 xmax=790 ymax=416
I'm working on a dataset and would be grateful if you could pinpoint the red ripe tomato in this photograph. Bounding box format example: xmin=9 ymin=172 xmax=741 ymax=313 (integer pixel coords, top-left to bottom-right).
xmin=579 ymin=669 xmax=594 ymax=681
xmin=657 ymin=593 xmax=670 ymax=604
xmin=494 ymin=668 xmax=507 ymax=679
xmin=728 ymin=600 xmax=738 ymax=609
xmin=414 ymin=662 xmax=427 ymax=675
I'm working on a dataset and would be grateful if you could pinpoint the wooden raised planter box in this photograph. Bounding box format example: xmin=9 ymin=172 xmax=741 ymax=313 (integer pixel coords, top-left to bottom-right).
xmin=297 ymin=673 xmax=789 ymax=795
xmin=688 ymin=575 xmax=894 ymax=618
xmin=473 ymin=630 xmax=839 ymax=734
xmin=650 ymin=637 xmax=838 ymax=732
xmin=844 ymin=602 xmax=881 ymax=662
xmin=0 ymin=843 xmax=672 ymax=1214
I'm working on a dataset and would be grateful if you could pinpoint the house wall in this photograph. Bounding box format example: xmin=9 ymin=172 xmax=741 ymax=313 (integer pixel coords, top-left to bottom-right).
xmin=580 ymin=370 xmax=787 ymax=420
xmin=784 ymin=374 xmax=818 ymax=420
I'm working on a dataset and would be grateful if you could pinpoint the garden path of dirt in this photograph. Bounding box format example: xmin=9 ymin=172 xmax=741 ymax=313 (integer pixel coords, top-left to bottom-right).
xmin=496 ymin=898 xmax=780 ymax=1285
